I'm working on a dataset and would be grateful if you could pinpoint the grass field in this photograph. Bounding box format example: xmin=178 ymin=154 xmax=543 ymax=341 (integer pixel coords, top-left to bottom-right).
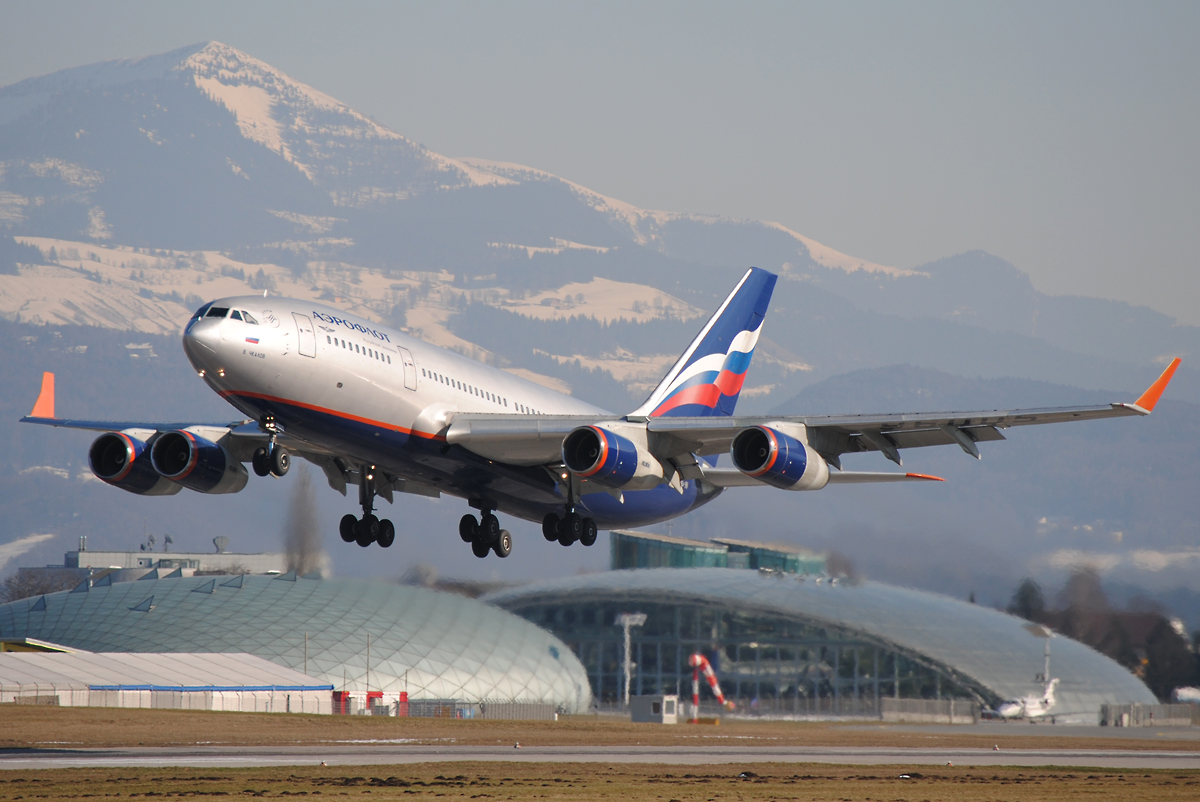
xmin=0 ymin=763 xmax=1199 ymax=802
xmin=2 ymin=707 xmax=1198 ymax=753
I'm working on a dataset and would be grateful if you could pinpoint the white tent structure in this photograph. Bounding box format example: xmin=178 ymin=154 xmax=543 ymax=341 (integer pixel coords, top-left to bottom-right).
xmin=0 ymin=651 xmax=333 ymax=713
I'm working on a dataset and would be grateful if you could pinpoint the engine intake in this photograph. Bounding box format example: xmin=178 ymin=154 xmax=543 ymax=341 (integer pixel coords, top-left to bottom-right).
xmin=89 ymin=432 xmax=181 ymax=496
xmin=562 ymin=425 xmax=666 ymax=491
xmin=150 ymin=430 xmax=248 ymax=494
xmin=730 ymin=425 xmax=829 ymax=491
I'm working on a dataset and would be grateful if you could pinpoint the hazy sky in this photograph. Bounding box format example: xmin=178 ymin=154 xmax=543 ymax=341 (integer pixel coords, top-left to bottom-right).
xmin=4 ymin=1 xmax=1198 ymax=322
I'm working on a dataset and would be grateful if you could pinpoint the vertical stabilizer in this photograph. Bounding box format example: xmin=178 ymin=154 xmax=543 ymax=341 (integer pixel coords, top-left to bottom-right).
xmin=631 ymin=267 xmax=777 ymax=418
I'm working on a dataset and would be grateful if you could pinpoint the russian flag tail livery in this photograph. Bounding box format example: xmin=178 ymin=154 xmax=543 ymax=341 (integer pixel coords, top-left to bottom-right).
xmin=632 ymin=267 xmax=777 ymax=419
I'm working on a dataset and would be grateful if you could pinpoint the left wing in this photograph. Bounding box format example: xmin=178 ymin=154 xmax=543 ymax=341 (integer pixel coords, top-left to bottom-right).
xmin=445 ymin=358 xmax=1181 ymax=483
xmin=644 ymin=357 xmax=1181 ymax=467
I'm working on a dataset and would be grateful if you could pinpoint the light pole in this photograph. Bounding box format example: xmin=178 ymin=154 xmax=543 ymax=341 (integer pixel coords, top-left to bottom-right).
xmin=616 ymin=612 xmax=647 ymax=707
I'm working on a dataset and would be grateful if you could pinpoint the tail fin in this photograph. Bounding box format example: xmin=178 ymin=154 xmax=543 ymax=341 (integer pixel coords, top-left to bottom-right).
xmin=631 ymin=267 xmax=777 ymax=418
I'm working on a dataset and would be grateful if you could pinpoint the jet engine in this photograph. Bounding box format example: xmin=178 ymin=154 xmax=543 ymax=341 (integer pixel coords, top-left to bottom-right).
xmin=149 ymin=430 xmax=248 ymax=494
xmin=729 ymin=425 xmax=829 ymax=491
xmin=88 ymin=432 xmax=182 ymax=496
xmin=562 ymin=424 xmax=667 ymax=491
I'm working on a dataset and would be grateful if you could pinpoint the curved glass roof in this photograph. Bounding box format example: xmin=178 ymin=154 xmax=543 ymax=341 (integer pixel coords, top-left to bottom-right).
xmin=0 ymin=575 xmax=591 ymax=712
xmin=484 ymin=568 xmax=1155 ymax=713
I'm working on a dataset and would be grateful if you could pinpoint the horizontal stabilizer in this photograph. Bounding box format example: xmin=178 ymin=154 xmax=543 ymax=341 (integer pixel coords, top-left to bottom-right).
xmin=826 ymin=471 xmax=945 ymax=484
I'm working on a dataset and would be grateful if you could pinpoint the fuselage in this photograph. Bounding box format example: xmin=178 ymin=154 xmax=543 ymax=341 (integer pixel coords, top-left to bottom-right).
xmin=182 ymin=295 xmax=717 ymax=527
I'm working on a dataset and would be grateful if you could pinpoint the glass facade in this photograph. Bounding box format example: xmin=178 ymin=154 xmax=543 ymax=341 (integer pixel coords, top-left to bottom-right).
xmin=0 ymin=574 xmax=592 ymax=713
xmin=610 ymin=530 xmax=728 ymax=569
xmin=484 ymin=568 xmax=1157 ymax=719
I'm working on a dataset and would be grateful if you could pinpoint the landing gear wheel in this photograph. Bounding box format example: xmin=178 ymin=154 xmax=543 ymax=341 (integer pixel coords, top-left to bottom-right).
xmin=493 ymin=529 xmax=512 ymax=558
xmin=355 ymin=514 xmax=378 ymax=547
xmin=471 ymin=539 xmax=491 ymax=558
xmin=339 ymin=514 xmax=357 ymax=543
xmin=270 ymin=446 xmax=290 ymax=477
xmin=542 ymin=513 xmax=561 ymax=542
xmin=377 ymin=519 xmax=395 ymax=548
xmin=580 ymin=517 xmax=598 ymax=547
xmin=459 ymin=514 xmax=479 ymax=543
xmin=480 ymin=513 xmax=501 ymax=544
xmin=252 ymin=448 xmax=271 ymax=477
xmin=559 ymin=513 xmax=582 ymax=546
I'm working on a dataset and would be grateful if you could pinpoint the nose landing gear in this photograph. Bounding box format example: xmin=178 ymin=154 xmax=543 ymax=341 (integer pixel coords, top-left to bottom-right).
xmin=253 ymin=419 xmax=290 ymax=478
xmin=339 ymin=464 xmax=395 ymax=548
xmin=460 ymin=510 xmax=512 ymax=558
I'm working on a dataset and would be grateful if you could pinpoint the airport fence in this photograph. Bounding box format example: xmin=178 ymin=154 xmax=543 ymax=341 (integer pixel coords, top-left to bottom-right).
xmin=1100 ymin=703 xmax=1194 ymax=727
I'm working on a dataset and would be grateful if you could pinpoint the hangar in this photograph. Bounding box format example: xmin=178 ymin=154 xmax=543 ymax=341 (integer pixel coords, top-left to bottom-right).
xmin=0 ymin=573 xmax=591 ymax=715
xmin=484 ymin=567 xmax=1156 ymax=721
xmin=0 ymin=650 xmax=330 ymax=712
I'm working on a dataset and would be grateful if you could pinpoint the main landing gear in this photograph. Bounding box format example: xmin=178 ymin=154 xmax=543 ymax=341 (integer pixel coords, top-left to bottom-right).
xmin=459 ymin=511 xmax=512 ymax=559
xmin=251 ymin=443 xmax=290 ymax=477
xmin=339 ymin=463 xmax=395 ymax=548
xmin=542 ymin=509 xmax=598 ymax=548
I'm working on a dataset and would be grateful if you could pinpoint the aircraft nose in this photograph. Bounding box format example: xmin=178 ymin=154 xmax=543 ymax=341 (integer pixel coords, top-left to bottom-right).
xmin=183 ymin=318 xmax=221 ymax=367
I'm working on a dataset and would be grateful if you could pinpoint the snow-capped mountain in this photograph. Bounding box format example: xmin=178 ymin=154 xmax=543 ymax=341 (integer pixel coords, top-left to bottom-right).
xmin=0 ymin=41 xmax=892 ymax=277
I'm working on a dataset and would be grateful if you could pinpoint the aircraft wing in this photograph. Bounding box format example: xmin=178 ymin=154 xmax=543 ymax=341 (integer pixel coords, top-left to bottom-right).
xmin=647 ymin=357 xmax=1180 ymax=466
xmin=18 ymin=373 xmax=245 ymax=432
xmin=446 ymin=358 xmax=1181 ymax=469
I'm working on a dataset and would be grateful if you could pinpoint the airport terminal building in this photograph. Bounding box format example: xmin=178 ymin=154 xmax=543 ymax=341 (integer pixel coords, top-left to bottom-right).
xmin=486 ymin=533 xmax=1157 ymax=720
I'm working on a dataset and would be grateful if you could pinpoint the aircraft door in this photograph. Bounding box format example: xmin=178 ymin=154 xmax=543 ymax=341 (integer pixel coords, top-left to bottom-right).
xmin=398 ymin=347 xmax=417 ymax=390
xmin=293 ymin=313 xmax=316 ymax=358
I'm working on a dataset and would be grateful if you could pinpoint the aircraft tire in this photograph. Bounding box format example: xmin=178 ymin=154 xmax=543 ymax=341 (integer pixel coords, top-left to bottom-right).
xmin=559 ymin=513 xmax=581 ymax=546
xmin=493 ymin=529 xmax=512 ymax=558
xmin=270 ymin=446 xmax=290 ymax=477
xmin=580 ymin=517 xmax=598 ymax=547
xmin=377 ymin=519 xmax=395 ymax=548
xmin=339 ymin=514 xmax=357 ymax=543
xmin=459 ymin=514 xmax=479 ymax=542
xmin=542 ymin=513 xmax=560 ymax=541
xmin=471 ymin=539 xmax=491 ymax=558
xmin=252 ymin=448 xmax=271 ymax=477
xmin=355 ymin=514 xmax=378 ymax=547
xmin=480 ymin=513 xmax=501 ymax=544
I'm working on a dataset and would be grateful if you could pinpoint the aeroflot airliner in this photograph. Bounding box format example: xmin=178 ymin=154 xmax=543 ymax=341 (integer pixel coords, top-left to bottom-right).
xmin=22 ymin=267 xmax=1181 ymax=560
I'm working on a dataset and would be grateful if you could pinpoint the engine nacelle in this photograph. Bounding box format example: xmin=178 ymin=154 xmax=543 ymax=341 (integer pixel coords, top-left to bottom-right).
xmin=150 ymin=430 xmax=248 ymax=494
xmin=89 ymin=432 xmax=182 ymax=496
xmin=562 ymin=424 xmax=667 ymax=491
xmin=730 ymin=424 xmax=829 ymax=491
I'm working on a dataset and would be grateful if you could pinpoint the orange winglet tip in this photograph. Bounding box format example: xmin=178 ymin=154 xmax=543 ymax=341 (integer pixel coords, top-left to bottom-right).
xmin=1134 ymin=357 xmax=1181 ymax=412
xmin=29 ymin=372 xmax=55 ymax=419
xmin=905 ymin=473 xmax=945 ymax=482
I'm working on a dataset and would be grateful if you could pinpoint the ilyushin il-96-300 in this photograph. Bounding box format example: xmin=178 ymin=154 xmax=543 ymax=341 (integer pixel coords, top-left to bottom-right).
xmin=23 ymin=268 xmax=1181 ymax=560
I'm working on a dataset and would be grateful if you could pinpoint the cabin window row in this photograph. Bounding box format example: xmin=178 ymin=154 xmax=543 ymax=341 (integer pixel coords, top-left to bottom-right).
xmin=327 ymin=335 xmax=391 ymax=364
xmin=419 ymin=367 xmax=541 ymax=414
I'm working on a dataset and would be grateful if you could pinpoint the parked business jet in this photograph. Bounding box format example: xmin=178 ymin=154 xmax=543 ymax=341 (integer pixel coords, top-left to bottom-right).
xmin=996 ymin=678 xmax=1060 ymax=720
xmin=22 ymin=267 xmax=1181 ymax=560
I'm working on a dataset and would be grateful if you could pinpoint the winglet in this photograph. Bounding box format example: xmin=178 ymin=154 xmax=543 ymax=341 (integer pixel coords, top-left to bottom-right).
xmin=905 ymin=473 xmax=945 ymax=482
xmin=29 ymin=372 xmax=55 ymax=419
xmin=1134 ymin=357 xmax=1181 ymax=412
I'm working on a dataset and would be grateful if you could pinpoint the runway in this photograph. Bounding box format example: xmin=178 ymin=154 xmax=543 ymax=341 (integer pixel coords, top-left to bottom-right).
xmin=2 ymin=744 xmax=1198 ymax=771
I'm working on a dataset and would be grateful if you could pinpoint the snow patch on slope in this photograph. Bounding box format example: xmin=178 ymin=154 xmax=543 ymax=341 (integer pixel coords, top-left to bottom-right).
xmin=763 ymin=222 xmax=920 ymax=278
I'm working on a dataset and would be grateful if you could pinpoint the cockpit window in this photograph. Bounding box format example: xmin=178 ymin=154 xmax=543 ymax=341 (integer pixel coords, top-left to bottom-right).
xmin=229 ymin=310 xmax=243 ymax=321
xmin=205 ymin=307 xmax=230 ymax=318
xmin=190 ymin=302 xmax=213 ymax=320
xmin=242 ymin=311 xmax=259 ymax=324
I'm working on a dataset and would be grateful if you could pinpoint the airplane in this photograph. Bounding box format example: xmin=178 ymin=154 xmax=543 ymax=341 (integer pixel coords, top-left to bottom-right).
xmin=20 ymin=267 xmax=1182 ymax=560
xmin=995 ymin=678 xmax=1059 ymax=720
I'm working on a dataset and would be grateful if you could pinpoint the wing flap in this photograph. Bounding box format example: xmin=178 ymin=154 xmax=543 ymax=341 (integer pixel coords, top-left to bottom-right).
xmin=444 ymin=414 xmax=601 ymax=465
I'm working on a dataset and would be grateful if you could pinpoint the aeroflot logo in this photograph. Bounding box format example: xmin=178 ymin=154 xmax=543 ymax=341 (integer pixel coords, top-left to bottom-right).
xmin=311 ymin=311 xmax=391 ymax=342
